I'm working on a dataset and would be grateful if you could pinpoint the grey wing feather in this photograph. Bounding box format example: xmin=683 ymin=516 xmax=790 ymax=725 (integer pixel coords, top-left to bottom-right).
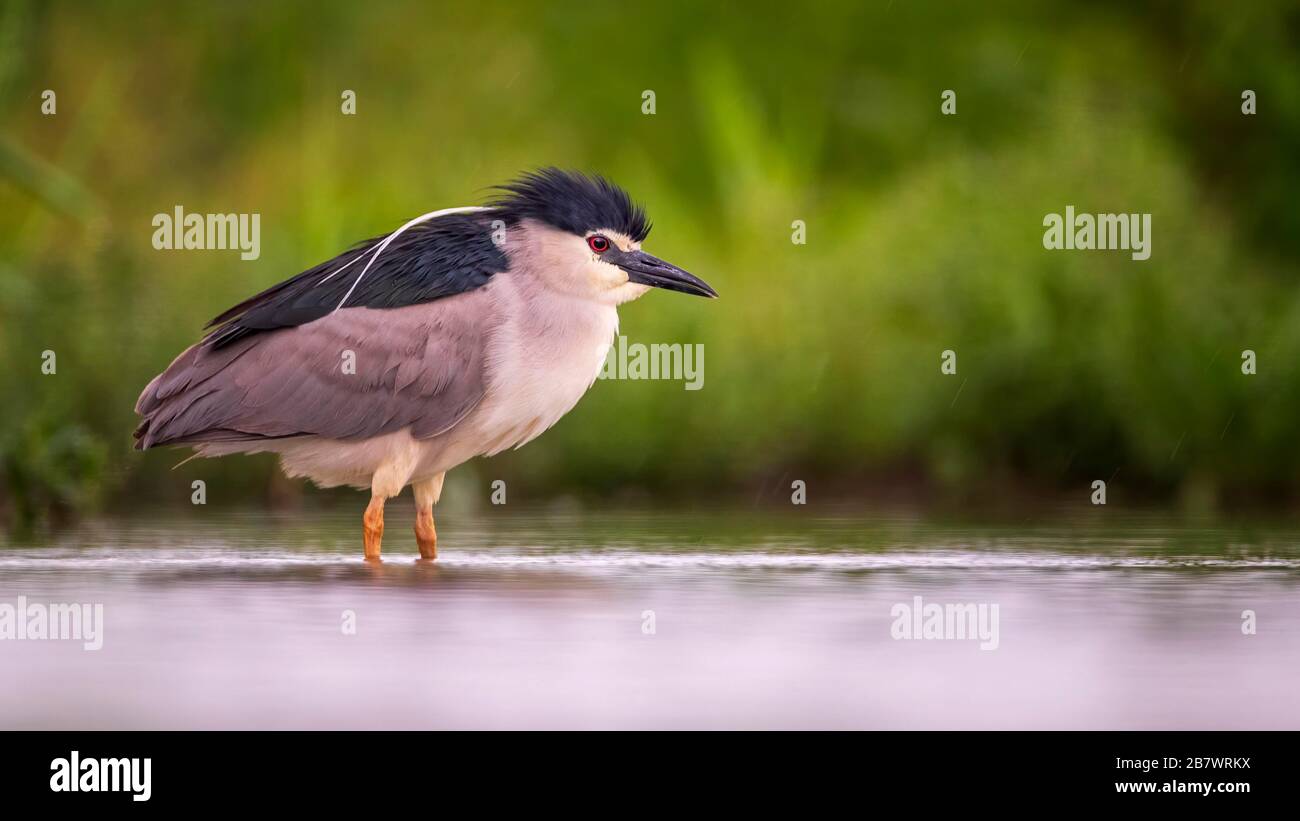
xmin=134 ymin=296 xmax=490 ymax=449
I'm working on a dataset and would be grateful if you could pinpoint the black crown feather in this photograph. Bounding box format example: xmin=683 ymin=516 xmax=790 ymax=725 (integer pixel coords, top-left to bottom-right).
xmin=487 ymin=168 xmax=651 ymax=242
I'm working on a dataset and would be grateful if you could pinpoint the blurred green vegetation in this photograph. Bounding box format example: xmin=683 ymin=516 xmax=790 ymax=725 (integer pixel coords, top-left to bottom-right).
xmin=2 ymin=0 xmax=1300 ymax=526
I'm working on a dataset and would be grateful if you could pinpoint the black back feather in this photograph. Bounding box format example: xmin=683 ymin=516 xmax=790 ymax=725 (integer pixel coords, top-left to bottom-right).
xmin=202 ymin=169 xmax=648 ymax=349
xmin=203 ymin=213 xmax=504 ymax=348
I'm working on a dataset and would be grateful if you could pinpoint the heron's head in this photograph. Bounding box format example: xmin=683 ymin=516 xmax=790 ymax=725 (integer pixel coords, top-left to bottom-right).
xmin=488 ymin=168 xmax=717 ymax=305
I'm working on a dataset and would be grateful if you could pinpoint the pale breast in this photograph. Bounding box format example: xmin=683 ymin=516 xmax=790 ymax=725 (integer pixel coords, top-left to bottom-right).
xmin=428 ymin=274 xmax=617 ymax=468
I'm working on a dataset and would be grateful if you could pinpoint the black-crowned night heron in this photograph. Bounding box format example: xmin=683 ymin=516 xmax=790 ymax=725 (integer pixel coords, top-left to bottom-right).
xmin=134 ymin=169 xmax=716 ymax=561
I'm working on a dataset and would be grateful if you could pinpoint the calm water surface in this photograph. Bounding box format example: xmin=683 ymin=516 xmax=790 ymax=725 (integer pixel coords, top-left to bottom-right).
xmin=2 ymin=507 xmax=1298 ymax=729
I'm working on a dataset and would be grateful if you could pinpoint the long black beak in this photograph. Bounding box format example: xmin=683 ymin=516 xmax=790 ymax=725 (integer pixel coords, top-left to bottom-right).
xmin=611 ymin=248 xmax=718 ymax=298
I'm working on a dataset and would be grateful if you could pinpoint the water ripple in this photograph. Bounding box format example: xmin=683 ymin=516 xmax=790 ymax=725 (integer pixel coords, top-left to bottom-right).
xmin=1 ymin=548 xmax=1297 ymax=572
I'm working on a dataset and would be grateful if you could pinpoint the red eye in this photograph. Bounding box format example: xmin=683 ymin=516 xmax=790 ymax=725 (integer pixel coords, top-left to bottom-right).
xmin=588 ymin=235 xmax=610 ymax=253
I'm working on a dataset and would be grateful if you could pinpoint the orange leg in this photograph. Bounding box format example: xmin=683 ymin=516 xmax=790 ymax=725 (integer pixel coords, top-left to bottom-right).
xmin=412 ymin=474 xmax=444 ymax=561
xmin=415 ymin=507 xmax=437 ymax=560
xmin=363 ymin=495 xmax=385 ymax=561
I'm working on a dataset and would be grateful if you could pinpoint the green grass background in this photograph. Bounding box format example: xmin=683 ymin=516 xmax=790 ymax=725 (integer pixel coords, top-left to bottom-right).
xmin=2 ymin=1 xmax=1299 ymax=524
